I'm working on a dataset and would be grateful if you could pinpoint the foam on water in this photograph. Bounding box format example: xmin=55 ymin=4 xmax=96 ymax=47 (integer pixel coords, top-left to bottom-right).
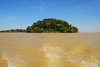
xmin=0 ymin=33 xmax=100 ymax=67
xmin=40 ymin=42 xmax=100 ymax=67
xmin=3 ymin=52 xmax=26 ymax=67
xmin=40 ymin=43 xmax=64 ymax=67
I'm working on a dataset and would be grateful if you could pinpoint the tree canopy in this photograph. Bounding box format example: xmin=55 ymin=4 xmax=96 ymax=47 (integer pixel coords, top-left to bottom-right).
xmin=27 ymin=18 xmax=78 ymax=33
xmin=0 ymin=18 xmax=78 ymax=33
xmin=0 ymin=29 xmax=26 ymax=32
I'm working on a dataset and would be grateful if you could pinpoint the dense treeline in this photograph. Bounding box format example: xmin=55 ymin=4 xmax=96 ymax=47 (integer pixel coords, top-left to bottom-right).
xmin=27 ymin=18 xmax=78 ymax=33
xmin=0 ymin=29 xmax=26 ymax=32
xmin=0 ymin=18 xmax=79 ymax=33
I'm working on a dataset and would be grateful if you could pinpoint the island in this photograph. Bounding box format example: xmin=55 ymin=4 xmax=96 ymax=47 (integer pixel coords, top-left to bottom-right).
xmin=0 ymin=18 xmax=78 ymax=33
xmin=27 ymin=18 xmax=78 ymax=33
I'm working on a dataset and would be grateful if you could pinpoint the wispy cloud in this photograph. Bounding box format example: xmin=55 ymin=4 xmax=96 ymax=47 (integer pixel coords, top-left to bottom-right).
xmin=30 ymin=6 xmax=45 ymax=10
xmin=96 ymin=0 xmax=100 ymax=1
xmin=0 ymin=28 xmax=11 ymax=31
xmin=3 ymin=16 xmax=17 ymax=22
xmin=39 ymin=6 xmax=44 ymax=10
xmin=0 ymin=28 xmax=20 ymax=31
xmin=65 ymin=0 xmax=100 ymax=14
xmin=79 ymin=27 xmax=100 ymax=32
xmin=19 ymin=0 xmax=27 ymax=5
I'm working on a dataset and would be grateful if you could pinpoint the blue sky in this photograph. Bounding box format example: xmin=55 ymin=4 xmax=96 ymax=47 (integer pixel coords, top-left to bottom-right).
xmin=0 ymin=0 xmax=100 ymax=32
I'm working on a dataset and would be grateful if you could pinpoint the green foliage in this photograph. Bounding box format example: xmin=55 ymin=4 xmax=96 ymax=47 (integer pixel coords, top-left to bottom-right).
xmin=0 ymin=29 xmax=26 ymax=33
xmin=26 ymin=18 xmax=79 ymax=33
xmin=34 ymin=27 xmax=41 ymax=33
xmin=61 ymin=27 xmax=68 ymax=33
xmin=0 ymin=18 xmax=78 ymax=33
xmin=27 ymin=26 xmax=33 ymax=33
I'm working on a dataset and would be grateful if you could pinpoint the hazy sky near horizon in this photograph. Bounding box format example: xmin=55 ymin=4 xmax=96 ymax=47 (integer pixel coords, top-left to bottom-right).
xmin=0 ymin=0 xmax=100 ymax=32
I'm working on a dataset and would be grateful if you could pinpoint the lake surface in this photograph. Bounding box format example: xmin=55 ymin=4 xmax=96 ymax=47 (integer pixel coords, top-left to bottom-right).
xmin=0 ymin=33 xmax=100 ymax=67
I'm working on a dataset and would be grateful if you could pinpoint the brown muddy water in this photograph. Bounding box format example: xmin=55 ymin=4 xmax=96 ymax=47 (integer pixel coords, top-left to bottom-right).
xmin=0 ymin=33 xmax=100 ymax=67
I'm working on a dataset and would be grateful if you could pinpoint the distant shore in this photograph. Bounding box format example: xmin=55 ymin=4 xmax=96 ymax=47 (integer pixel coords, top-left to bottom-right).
xmin=0 ymin=32 xmax=100 ymax=34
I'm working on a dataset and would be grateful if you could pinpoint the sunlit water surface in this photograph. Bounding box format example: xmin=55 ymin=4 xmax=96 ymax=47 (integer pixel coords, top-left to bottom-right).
xmin=0 ymin=33 xmax=100 ymax=67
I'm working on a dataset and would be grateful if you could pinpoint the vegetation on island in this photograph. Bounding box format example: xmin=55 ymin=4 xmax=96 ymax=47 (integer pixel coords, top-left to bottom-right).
xmin=0 ymin=29 xmax=26 ymax=33
xmin=0 ymin=18 xmax=78 ymax=33
xmin=27 ymin=18 xmax=78 ymax=33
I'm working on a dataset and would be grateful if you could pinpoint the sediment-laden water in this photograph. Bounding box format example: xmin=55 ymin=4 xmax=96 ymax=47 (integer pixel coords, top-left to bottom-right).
xmin=0 ymin=33 xmax=100 ymax=67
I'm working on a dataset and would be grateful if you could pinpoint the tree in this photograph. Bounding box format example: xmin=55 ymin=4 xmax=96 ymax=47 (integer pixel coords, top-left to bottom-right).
xmin=61 ymin=27 xmax=68 ymax=33
xmin=27 ymin=26 xmax=33 ymax=33
xmin=11 ymin=29 xmax=15 ymax=32
xmin=34 ymin=27 xmax=41 ymax=33
xmin=26 ymin=18 xmax=79 ymax=33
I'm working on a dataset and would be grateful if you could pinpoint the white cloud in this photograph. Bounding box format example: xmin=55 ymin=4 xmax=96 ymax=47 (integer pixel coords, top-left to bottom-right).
xmin=3 ymin=16 xmax=17 ymax=22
